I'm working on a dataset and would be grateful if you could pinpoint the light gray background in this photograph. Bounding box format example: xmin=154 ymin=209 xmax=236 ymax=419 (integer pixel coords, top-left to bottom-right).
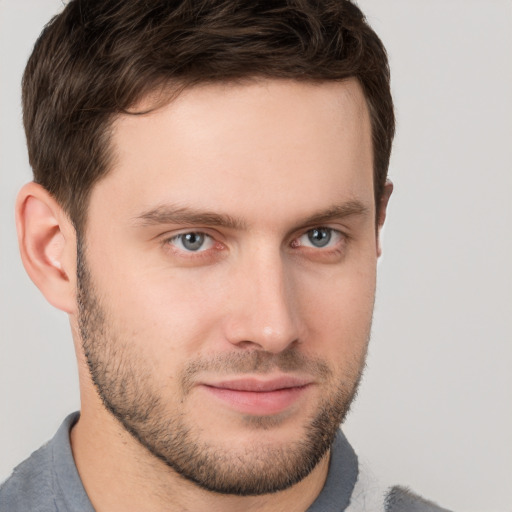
xmin=1 ymin=1 xmax=511 ymax=510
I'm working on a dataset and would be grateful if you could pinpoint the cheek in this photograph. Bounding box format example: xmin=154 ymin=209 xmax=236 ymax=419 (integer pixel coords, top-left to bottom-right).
xmin=89 ymin=249 xmax=228 ymax=359
xmin=295 ymin=258 xmax=376 ymax=360
xmin=86 ymin=228 xmax=377 ymax=366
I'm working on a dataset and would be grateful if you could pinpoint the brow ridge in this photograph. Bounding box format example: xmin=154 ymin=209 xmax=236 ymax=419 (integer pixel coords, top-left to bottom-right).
xmin=134 ymin=205 xmax=247 ymax=230
xmin=133 ymin=200 xmax=369 ymax=231
xmin=297 ymin=200 xmax=370 ymax=227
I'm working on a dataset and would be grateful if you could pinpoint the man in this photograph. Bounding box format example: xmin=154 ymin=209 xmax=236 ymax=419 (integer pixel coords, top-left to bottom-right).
xmin=0 ymin=1 xmax=452 ymax=511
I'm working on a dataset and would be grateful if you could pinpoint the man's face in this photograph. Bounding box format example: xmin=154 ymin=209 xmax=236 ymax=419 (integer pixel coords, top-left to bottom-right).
xmin=77 ymin=79 xmax=379 ymax=495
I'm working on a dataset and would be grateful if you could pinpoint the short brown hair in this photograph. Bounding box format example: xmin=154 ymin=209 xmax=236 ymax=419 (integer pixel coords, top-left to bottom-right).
xmin=22 ymin=0 xmax=394 ymax=231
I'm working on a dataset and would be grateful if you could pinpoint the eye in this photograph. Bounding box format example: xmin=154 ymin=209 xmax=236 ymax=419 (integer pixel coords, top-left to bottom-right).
xmin=296 ymin=227 xmax=342 ymax=249
xmin=168 ymin=232 xmax=214 ymax=252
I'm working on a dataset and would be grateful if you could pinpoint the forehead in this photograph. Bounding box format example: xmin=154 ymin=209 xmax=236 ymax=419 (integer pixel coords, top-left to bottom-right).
xmin=90 ymin=78 xmax=374 ymax=227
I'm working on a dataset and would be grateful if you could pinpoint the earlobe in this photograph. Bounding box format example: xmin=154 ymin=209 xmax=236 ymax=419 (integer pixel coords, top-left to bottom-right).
xmin=15 ymin=182 xmax=77 ymax=314
xmin=376 ymin=179 xmax=393 ymax=257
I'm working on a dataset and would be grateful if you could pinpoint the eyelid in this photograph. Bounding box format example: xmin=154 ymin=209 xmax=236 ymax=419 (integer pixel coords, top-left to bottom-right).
xmin=291 ymin=227 xmax=346 ymax=249
xmin=160 ymin=229 xmax=228 ymax=263
xmin=159 ymin=225 xmax=346 ymax=260
xmin=160 ymin=224 xmax=227 ymax=237
xmin=167 ymin=232 xmax=214 ymax=252
xmin=160 ymin=227 xmax=219 ymax=244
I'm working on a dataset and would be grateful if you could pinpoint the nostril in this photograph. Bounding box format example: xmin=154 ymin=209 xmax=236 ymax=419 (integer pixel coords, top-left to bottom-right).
xmin=235 ymin=340 xmax=261 ymax=350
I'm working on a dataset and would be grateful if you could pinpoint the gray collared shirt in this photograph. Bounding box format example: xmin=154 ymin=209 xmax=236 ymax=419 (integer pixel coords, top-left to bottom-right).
xmin=0 ymin=412 xmax=452 ymax=512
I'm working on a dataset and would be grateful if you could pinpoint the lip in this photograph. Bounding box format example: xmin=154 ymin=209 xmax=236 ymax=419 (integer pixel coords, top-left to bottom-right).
xmin=199 ymin=376 xmax=313 ymax=416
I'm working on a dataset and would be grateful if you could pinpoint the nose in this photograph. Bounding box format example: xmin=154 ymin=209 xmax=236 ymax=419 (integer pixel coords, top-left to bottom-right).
xmin=224 ymin=247 xmax=303 ymax=353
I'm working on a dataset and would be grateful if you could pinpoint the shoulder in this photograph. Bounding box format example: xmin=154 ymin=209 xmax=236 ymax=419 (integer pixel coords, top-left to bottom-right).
xmin=326 ymin=434 xmax=454 ymax=512
xmin=0 ymin=413 xmax=89 ymax=512
xmin=0 ymin=440 xmax=56 ymax=512
xmin=344 ymin=459 xmax=454 ymax=512
xmin=385 ymin=486 xmax=454 ymax=512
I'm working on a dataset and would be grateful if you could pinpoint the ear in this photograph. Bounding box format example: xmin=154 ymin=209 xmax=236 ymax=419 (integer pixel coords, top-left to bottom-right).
xmin=376 ymin=180 xmax=393 ymax=257
xmin=15 ymin=182 xmax=77 ymax=314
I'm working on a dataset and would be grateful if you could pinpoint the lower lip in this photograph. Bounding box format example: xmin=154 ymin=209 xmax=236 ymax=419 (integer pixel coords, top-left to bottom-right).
xmin=201 ymin=385 xmax=310 ymax=416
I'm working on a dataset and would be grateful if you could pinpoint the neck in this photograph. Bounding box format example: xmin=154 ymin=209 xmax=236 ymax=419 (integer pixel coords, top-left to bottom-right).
xmin=70 ymin=401 xmax=330 ymax=512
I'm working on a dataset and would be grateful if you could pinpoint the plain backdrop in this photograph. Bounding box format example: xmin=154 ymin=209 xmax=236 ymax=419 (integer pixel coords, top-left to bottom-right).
xmin=1 ymin=1 xmax=511 ymax=511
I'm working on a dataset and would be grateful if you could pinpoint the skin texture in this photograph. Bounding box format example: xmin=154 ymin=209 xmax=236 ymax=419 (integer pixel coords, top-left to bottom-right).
xmin=16 ymin=78 xmax=392 ymax=512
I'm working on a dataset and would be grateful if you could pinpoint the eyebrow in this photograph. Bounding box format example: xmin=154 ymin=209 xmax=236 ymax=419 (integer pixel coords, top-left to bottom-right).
xmin=133 ymin=205 xmax=247 ymax=230
xmin=132 ymin=200 xmax=369 ymax=230
xmin=296 ymin=201 xmax=370 ymax=227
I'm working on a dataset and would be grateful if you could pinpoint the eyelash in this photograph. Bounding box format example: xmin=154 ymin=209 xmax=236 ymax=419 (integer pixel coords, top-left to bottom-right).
xmin=291 ymin=227 xmax=344 ymax=250
xmin=162 ymin=227 xmax=347 ymax=259
xmin=167 ymin=232 xmax=215 ymax=252
xmin=163 ymin=232 xmax=223 ymax=261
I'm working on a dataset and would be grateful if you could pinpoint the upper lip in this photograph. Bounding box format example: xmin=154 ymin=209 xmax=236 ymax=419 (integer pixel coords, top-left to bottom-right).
xmin=202 ymin=376 xmax=313 ymax=392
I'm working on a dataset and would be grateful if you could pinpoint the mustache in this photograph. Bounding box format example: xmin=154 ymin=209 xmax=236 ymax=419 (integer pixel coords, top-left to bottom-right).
xmin=180 ymin=348 xmax=332 ymax=394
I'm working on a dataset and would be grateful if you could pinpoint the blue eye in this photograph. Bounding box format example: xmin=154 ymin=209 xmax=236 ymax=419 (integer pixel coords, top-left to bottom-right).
xmin=297 ymin=228 xmax=341 ymax=249
xmin=169 ymin=232 xmax=213 ymax=252
xmin=307 ymin=228 xmax=331 ymax=247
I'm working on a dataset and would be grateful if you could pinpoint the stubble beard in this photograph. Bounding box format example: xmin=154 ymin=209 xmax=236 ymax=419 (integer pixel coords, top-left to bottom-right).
xmin=76 ymin=238 xmax=369 ymax=496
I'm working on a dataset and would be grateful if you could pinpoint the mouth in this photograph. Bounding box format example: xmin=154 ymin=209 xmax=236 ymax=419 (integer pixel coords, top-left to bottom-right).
xmin=199 ymin=376 xmax=313 ymax=416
